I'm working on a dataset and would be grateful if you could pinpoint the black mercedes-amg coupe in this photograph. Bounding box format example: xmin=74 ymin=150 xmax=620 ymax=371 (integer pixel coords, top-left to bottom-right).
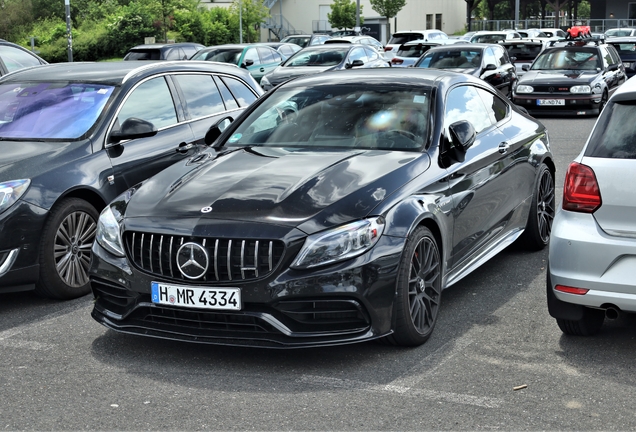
xmin=90 ymin=68 xmax=555 ymax=348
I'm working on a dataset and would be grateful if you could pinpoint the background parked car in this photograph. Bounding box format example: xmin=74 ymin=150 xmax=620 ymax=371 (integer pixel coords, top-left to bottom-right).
xmin=604 ymin=27 xmax=636 ymax=38
xmin=123 ymin=42 xmax=205 ymax=60
xmin=414 ymin=43 xmax=518 ymax=97
xmin=547 ymin=78 xmax=636 ymax=336
xmin=254 ymin=42 xmax=302 ymax=59
xmin=190 ymin=44 xmax=284 ymax=83
xmin=323 ymin=35 xmax=385 ymax=54
xmin=500 ymin=39 xmax=546 ymax=77
xmin=89 ymin=68 xmax=554 ymax=349
xmin=0 ymin=39 xmax=47 ymax=77
xmin=538 ymin=28 xmax=567 ymax=39
xmin=606 ymin=37 xmax=636 ymax=78
xmin=280 ymin=34 xmax=331 ymax=48
xmin=470 ymin=30 xmax=522 ymax=43
xmin=390 ymin=39 xmax=463 ymax=67
xmin=513 ymin=39 xmax=625 ymax=116
xmin=518 ymin=29 xmax=550 ymax=39
xmin=260 ymin=44 xmax=389 ymax=91
xmin=0 ymin=61 xmax=262 ymax=300
xmin=383 ymin=30 xmax=449 ymax=59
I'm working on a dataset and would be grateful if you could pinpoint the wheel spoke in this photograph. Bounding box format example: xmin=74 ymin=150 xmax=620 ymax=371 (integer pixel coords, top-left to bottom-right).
xmin=407 ymin=236 xmax=441 ymax=334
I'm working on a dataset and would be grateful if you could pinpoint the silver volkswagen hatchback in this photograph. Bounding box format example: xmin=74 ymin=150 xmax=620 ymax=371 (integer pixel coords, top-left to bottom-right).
xmin=548 ymin=77 xmax=636 ymax=335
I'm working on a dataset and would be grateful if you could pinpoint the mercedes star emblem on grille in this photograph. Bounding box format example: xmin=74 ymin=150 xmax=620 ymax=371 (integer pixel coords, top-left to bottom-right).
xmin=549 ymin=87 xmax=555 ymax=93
xmin=176 ymin=242 xmax=209 ymax=279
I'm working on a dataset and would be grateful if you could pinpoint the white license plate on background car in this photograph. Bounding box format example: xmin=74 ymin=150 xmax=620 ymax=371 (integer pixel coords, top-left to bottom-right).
xmin=151 ymin=282 xmax=241 ymax=310
xmin=537 ymin=99 xmax=565 ymax=106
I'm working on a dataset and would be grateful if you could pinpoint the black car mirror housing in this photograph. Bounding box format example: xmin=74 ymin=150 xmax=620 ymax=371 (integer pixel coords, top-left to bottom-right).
xmin=109 ymin=117 xmax=157 ymax=143
xmin=484 ymin=64 xmax=497 ymax=71
xmin=345 ymin=59 xmax=364 ymax=69
xmin=447 ymin=120 xmax=476 ymax=163
xmin=206 ymin=116 xmax=234 ymax=147
xmin=241 ymin=59 xmax=255 ymax=68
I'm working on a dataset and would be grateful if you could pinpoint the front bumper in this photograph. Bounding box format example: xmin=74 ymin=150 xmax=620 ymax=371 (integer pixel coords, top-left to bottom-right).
xmin=0 ymin=200 xmax=48 ymax=292
xmin=548 ymin=209 xmax=636 ymax=316
xmin=90 ymin=234 xmax=405 ymax=348
xmin=513 ymin=93 xmax=603 ymax=116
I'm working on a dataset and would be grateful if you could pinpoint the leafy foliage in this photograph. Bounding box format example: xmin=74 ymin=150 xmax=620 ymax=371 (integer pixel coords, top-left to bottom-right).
xmin=328 ymin=0 xmax=363 ymax=30
xmin=369 ymin=0 xmax=406 ymax=19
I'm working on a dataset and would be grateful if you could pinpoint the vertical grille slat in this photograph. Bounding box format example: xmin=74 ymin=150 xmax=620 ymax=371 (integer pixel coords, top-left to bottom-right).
xmin=124 ymin=232 xmax=284 ymax=283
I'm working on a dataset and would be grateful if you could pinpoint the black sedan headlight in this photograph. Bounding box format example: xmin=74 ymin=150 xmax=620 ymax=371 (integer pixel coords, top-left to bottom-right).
xmin=291 ymin=217 xmax=385 ymax=269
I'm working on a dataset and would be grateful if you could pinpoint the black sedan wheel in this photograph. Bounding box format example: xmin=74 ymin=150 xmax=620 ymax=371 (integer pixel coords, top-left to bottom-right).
xmin=521 ymin=163 xmax=555 ymax=250
xmin=36 ymin=198 xmax=98 ymax=299
xmin=387 ymin=226 xmax=442 ymax=346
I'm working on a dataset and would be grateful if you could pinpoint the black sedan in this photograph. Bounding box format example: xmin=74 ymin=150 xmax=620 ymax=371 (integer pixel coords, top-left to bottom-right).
xmin=512 ymin=40 xmax=626 ymax=116
xmin=90 ymin=69 xmax=555 ymax=348
xmin=414 ymin=43 xmax=517 ymax=98
xmin=606 ymin=37 xmax=636 ymax=78
xmin=0 ymin=61 xmax=262 ymax=299
xmin=260 ymin=44 xmax=389 ymax=91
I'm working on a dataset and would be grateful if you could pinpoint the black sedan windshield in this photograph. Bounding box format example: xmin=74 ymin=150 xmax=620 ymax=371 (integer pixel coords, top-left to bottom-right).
xmin=227 ymin=85 xmax=430 ymax=151
xmin=285 ymin=48 xmax=348 ymax=67
xmin=0 ymin=82 xmax=114 ymax=139
xmin=531 ymin=48 xmax=601 ymax=71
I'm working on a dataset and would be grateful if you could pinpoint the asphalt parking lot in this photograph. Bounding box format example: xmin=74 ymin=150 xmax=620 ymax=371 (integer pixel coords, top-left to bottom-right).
xmin=3 ymin=116 xmax=635 ymax=431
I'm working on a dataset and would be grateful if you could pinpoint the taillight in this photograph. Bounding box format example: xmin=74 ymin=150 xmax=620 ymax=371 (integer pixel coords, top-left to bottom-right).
xmin=384 ymin=46 xmax=392 ymax=52
xmin=555 ymin=285 xmax=589 ymax=295
xmin=391 ymin=58 xmax=403 ymax=64
xmin=563 ymin=162 xmax=602 ymax=213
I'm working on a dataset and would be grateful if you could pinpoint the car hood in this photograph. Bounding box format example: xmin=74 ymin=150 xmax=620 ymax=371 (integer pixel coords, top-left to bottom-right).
xmin=125 ymin=147 xmax=429 ymax=234
xmin=0 ymin=139 xmax=86 ymax=181
xmin=266 ymin=66 xmax=337 ymax=85
xmin=519 ymin=70 xmax=598 ymax=85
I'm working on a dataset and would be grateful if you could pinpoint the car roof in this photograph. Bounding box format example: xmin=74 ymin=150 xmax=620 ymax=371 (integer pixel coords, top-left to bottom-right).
xmin=128 ymin=42 xmax=204 ymax=50
xmin=0 ymin=60 xmax=249 ymax=86
xmin=606 ymin=36 xmax=636 ymax=42
xmin=298 ymin=44 xmax=353 ymax=51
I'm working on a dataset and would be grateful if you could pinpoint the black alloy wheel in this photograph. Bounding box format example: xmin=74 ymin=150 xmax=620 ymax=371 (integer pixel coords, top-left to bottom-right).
xmin=521 ymin=163 xmax=555 ymax=250
xmin=36 ymin=198 xmax=99 ymax=299
xmin=386 ymin=226 xmax=442 ymax=346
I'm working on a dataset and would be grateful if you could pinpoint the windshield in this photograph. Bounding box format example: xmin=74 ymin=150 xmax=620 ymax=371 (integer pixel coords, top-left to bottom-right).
xmin=225 ymin=85 xmax=430 ymax=151
xmin=417 ymin=49 xmax=481 ymax=69
xmin=396 ymin=43 xmax=435 ymax=58
xmin=388 ymin=34 xmax=424 ymax=45
xmin=0 ymin=82 xmax=114 ymax=140
xmin=531 ymin=48 xmax=600 ymax=71
xmin=191 ymin=48 xmax=243 ymax=64
xmin=471 ymin=34 xmax=506 ymax=43
xmin=124 ymin=49 xmax=161 ymax=60
xmin=503 ymin=43 xmax=543 ymax=61
xmin=282 ymin=37 xmax=311 ymax=48
xmin=285 ymin=48 xmax=347 ymax=67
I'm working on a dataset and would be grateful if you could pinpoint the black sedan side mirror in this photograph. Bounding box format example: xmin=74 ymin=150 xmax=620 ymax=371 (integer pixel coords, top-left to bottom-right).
xmin=484 ymin=64 xmax=497 ymax=71
xmin=447 ymin=120 xmax=476 ymax=163
xmin=109 ymin=117 xmax=157 ymax=144
xmin=345 ymin=59 xmax=364 ymax=69
xmin=206 ymin=116 xmax=234 ymax=147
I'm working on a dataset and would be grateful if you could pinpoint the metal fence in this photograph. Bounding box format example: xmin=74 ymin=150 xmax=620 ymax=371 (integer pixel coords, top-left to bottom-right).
xmin=470 ymin=19 xmax=636 ymax=32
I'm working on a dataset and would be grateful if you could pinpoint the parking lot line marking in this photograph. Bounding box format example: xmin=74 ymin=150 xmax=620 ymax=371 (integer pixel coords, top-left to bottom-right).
xmin=297 ymin=374 xmax=502 ymax=408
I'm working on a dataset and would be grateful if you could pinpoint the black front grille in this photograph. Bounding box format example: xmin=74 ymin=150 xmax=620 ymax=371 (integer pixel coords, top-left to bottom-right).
xmin=90 ymin=276 xmax=138 ymax=315
xmin=124 ymin=232 xmax=285 ymax=283
xmin=276 ymin=299 xmax=370 ymax=326
xmin=139 ymin=307 xmax=275 ymax=333
xmin=532 ymin=85 xmax=571 ymax=93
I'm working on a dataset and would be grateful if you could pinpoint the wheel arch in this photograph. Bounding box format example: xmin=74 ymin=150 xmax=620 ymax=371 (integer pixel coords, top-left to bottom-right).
xmin=55 ymin=187 xmax=108 ymax=214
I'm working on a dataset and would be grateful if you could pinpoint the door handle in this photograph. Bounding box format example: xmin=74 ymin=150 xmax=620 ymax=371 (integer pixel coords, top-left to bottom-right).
xmin=176 ymin=142 xmax=194 ymax=153
xmin=260 ymin=68 xmax=265 ymax=72
xmin=498 ymin=141 xmax=510 ymax=154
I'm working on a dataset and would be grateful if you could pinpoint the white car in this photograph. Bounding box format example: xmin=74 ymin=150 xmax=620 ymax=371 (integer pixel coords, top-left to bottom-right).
xmin=548 ymin=77 xmax=636 ymax=335
xmin=383 ymin=30 xmax=448 ymax=59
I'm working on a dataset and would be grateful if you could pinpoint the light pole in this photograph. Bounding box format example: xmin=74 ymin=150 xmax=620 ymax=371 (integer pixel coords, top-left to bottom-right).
xmin=65 ymin=0 xmax=73 ymax=62
xmin=239 ymin=0 xmax=243 ymax=44
xmin=355 ymin=0 xmax=361 ymax=34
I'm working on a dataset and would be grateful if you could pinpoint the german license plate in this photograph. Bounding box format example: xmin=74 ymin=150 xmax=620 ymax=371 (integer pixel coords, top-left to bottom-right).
xmin=537 ymin=99 xmax=565 ymax=106
xmin=151 ymin=281 xmax=241 ymax=310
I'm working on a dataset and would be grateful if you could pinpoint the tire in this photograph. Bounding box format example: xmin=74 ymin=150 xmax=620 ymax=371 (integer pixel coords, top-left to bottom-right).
xmin=520 ymin=163 xmax=555 ymax=251
xmin=385 ymin=226 xmax=442 ymax=347
xmin=35 ymin=198 xmax=99 ymax=300
xmin=556 ymin=307 xmax=605 ymax=336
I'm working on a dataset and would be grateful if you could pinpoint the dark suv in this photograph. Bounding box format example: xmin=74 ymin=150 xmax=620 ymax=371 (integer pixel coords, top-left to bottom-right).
xmin=512 ymin=39 xmax=626 ymax=116
xmin=0 ymin=61 xmax=262 ymax=299
xmin=123 ymin=42 xmax=205 ymax=60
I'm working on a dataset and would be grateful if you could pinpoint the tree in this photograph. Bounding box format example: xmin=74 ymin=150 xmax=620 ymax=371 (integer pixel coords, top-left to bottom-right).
xmin=369 ymin=0 xmax=405 ymax=22
xmin=545 ymin=0 xmax=566 ymax=27
xmin=465 ymin=0 xmax=482 ymax=31
xmin=328 ymin=0 xmax=362 ymax=31
xmin=229 ymin=0 xmax=269 ymax=43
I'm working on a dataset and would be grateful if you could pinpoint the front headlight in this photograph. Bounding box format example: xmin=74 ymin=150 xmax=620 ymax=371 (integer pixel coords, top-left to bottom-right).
xmin=515 ymin=85 xmax=534 ymax=94
xmin=570 ymin=85 xmax=592 ymax=94
xmin=0 ymin=179 xmax=31 ymax=215
xmin=291 ymin=217 xmax=385 ymax=269
xmin=96 ymin=206 xmax=125 ymax=257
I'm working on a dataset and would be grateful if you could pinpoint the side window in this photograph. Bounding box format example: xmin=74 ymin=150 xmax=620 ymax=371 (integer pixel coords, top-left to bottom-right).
xmin=475 ymin=87 xmax=509 ymax=124
xmin=444 ymin=85 xmax=492 ymax=134
xmin=173 ymin=74 xmax=225 ymax=119
xmin=165 ymin=48 xmax=186 ymax=60
xmin=364 ymin=46 xmax=379 ymax=61
xmin=221 ymin=76 xmax=257 ymax=107
xmin=348 ymin=47 xmax=368 ymax=64
xmin=117 ymin=77 xmax=178 ymax=130
xmin=257 ymin=47 xmax=275 ymax=64
xmin=0 ymin=45 xmax=42 ymax=72
xmin=214 ymin=76 xmax=239 ymax=110
xmin=243 ymin=48 xmax=259 ymax=66
xmin=271 ymin=50 xmax=283 ymax=63
xmin=495 ymin=46 xmax=508 ymax=65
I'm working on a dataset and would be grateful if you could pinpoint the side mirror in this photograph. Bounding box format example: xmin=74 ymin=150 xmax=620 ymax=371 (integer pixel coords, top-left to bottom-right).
xmin=607 ymin=63 xmax=619 ymax=71
xmin=484 ymin=63 xmax=497 ymax=71
xmin=241 ymin=59 xmax=255 ymax=68
xmin=345 ymin=59 xmax=364 ymax=69
xmin=522 ymin=64 xmax=530 ymax=71
xmin=205 ymin=116 xmax=234 ymax=147
xmin=109 ymin=117 xmax=157 ymax=144
xmin=447 ymin=120 xmax=476 ymax=163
